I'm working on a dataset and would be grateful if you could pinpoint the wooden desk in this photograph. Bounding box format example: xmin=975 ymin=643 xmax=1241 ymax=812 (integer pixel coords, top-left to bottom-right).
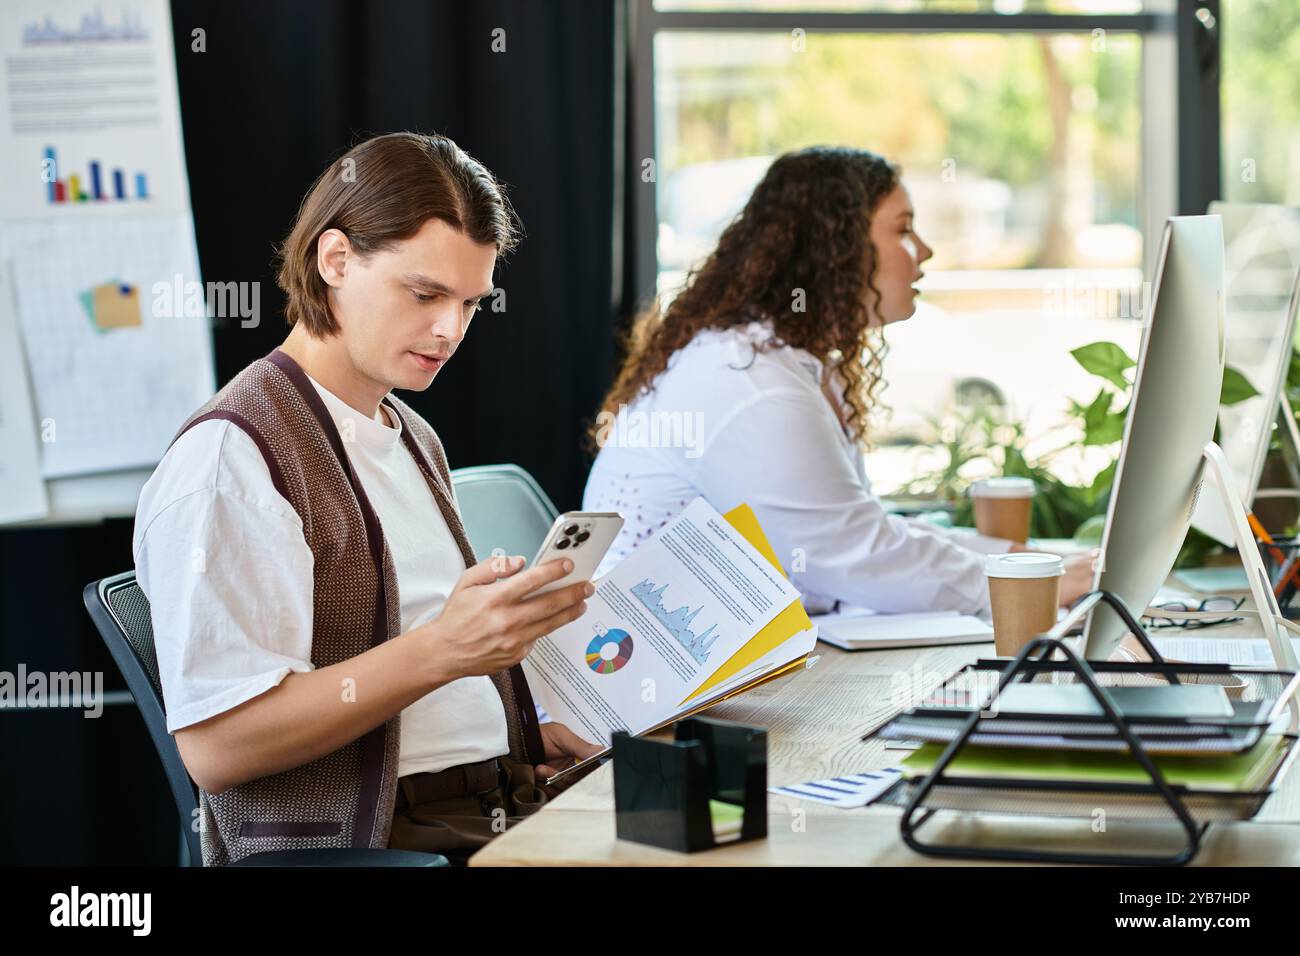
xmin=472 ymin=613 xmax=1300 ymax=866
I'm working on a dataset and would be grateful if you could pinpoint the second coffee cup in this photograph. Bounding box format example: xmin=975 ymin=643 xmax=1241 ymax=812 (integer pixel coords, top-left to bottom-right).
xmin=970 ymin=477 xmax=1035 ymax=543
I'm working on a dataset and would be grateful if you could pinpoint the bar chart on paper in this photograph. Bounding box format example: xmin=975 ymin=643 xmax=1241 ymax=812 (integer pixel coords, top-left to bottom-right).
xmin=42 ymin=146 xmax=151 ymax=204
xmin=0 ymin=1 xmax=190 ymax=220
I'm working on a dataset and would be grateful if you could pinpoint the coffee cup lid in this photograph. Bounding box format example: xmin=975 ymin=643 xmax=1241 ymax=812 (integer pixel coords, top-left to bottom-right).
xmin=985 ymin=552 xmax=1064 ymax=578
xmin=970 ymin=477 xmax=1036 ymax=498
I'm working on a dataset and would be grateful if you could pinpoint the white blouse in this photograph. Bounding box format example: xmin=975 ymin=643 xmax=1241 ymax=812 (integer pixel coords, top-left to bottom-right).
xmin=582 ymin=321 xmax=1009 ymax=617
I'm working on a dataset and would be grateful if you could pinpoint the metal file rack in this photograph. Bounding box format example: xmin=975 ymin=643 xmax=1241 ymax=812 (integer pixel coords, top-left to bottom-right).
xmin=872 ymin=590 xmax=1300 ymax=865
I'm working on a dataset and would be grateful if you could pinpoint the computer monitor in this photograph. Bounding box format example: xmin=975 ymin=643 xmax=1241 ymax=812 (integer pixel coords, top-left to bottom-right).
xmin=1082 ymin=216 xmax=1226 ymax=660
xmin=1191 ymin=202 xmax=1300 ymax=545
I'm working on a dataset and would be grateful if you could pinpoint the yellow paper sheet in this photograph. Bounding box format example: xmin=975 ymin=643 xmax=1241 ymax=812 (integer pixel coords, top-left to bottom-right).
xmin=682 ymin=503 xmax=813 ymax=702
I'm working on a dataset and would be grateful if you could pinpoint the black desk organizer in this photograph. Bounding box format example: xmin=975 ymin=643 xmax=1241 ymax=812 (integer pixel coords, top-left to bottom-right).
xmin=612 ymin=716 xmax=767 ymax=853
xmin=880 ymin=589 xmax=1300 ymax=866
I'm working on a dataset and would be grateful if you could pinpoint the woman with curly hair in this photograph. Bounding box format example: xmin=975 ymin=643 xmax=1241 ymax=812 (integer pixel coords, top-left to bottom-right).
xmin=582 ymin=146 xmax=1091 ymax=617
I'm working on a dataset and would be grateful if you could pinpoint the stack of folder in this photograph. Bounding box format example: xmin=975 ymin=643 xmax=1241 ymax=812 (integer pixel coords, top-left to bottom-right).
xmin=674 ymin=503 xmax=821 ymax=708
xmin=869 ymin=661 xmax=1300 ymax=823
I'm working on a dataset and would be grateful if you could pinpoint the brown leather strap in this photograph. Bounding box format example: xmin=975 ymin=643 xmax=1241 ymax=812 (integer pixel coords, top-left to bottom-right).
xmin=395 ymin=758 xmax=502 ymax=809
xmin=509 ymin=665 xmax=547 ymax=766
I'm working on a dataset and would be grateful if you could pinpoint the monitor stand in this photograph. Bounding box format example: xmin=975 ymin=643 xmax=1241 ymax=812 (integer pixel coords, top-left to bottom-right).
xmin=1200 ymin=442 xmax=1300 ymax=700
xmin=1253 ymin=393 xmax=1300 ymax=512
xmin=1050 ymin=443 xmax=1300 ymax=731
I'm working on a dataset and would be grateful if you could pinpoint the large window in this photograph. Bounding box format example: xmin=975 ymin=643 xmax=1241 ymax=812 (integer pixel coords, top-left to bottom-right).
xmin=1222 ymin=0 xmax=1300 ymax=205
xmin=634 ymin=0 xmax=1183 ymax=494
xmin=655 ymin=1 xmax=1146 ymax=13
xmin=657 ymin=31 xmax=1143 ymax=275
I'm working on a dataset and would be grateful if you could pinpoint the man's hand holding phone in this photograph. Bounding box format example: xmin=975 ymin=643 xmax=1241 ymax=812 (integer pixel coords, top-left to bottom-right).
xmin=421 ymin=555 xmax=593 ymax=684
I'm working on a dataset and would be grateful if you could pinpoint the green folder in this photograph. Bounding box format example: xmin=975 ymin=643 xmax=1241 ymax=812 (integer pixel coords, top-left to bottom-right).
xmin=900 ymin=734 xmax=1288 ymax=793
xmin=709 ymin=799 xmax=745 ymax=841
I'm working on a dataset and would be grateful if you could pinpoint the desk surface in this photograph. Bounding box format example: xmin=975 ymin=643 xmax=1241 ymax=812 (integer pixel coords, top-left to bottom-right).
xmin=471 ymin=607 xmax=1300 ymax=867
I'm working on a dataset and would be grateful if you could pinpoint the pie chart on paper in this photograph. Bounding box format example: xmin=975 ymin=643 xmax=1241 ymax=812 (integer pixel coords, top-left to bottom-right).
xmin=585 ymin=629 xmax=634 ymax=674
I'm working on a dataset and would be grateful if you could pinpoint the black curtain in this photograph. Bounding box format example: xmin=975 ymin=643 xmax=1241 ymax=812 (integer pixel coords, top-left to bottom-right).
xmin=0 ymin=0 xmax=618 ymax=864
xmin=185 ymin=0 xmax=619 ymax=506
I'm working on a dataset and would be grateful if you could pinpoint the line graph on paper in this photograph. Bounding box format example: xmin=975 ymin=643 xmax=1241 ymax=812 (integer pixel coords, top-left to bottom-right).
xmin=630 ymin=577 xmax=724 ymax=665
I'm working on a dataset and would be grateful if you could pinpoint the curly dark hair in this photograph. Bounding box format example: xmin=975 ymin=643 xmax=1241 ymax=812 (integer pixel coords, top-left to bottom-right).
xmin=593 ymin=146 xmax=901 ymax=452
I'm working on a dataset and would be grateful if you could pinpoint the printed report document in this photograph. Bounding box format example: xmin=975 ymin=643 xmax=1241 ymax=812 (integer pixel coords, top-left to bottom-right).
xmin=524 ymin=497 xmax=817 ymax=781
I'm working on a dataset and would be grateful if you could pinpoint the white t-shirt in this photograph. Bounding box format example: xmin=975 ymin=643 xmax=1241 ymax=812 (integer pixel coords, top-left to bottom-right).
xmin=132 ymin=373 xmax=509 ymax=777
xmin=582 ymin=321 xmax=1010 ymax=618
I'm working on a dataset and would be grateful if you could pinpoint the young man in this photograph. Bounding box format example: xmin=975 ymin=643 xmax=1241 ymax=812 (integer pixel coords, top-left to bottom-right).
xmin=133 ymin=132 xmax=601 ymax=866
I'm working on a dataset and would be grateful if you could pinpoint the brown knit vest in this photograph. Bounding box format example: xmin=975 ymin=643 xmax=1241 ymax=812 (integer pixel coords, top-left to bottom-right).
xmin=171 ymin=349 xmax=544 ymax=866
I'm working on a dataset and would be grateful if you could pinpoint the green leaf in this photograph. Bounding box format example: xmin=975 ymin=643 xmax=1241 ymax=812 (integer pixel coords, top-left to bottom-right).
xmin=1078 ymin=389 xmax=1109 ymax=420
xmin=1220 ymin=365 xmax=1260 ymax=406
xmin=1091 ymin=415 xmax=1126 ymax=446
xmin=1080 ymin=389 xmax=1126 ymax=446
xmin=1086 ymin=459 xmax=1118 ymax=504
xmin=1071 ymin=342 xmax=1136 ymax=391
xmin=1073 ymin=514 xmax=1106 ymax=545
xmin=1288 ymin=348 xmax=1300 ymax=392
xmin=1002 ymin=446 xmax=1029 ymax=475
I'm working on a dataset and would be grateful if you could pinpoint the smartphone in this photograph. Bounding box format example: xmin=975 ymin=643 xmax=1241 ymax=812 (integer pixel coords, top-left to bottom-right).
xmin=527 ymin=511 xmax=624 ymax=595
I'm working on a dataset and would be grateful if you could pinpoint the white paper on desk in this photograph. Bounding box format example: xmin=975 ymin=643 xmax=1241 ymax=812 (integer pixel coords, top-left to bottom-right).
xmin=770 ymin=768 xmax=903 ymax=808
xmin=1153 ymin=585 xmax=1201 ymax=605
xmin=1151 ymin=635 xmax=1300 ymax=666
xmin=523 ymin=497 xmax=802 ymax=746
xmin=0 ymin=261 xmax=48 ymax=523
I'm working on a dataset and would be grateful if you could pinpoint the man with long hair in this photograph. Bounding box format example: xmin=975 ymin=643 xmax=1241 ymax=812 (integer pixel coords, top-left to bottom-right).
xmin=134 ymin=133 xmax=599 ymax=866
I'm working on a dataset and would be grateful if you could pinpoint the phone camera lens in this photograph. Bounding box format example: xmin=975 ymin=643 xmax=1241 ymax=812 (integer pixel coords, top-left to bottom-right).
xmin=555 ymin=538 xmax=570 ymax=550
xmin=563 ymin=524 xmax=579 ymax=535
xmin=575 ymin=531 xmax=590 ymax=543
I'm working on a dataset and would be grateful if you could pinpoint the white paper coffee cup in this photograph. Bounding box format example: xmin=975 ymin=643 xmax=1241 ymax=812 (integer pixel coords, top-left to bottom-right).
xmin=985 ymin=552 xmax=1063 ymax=656
xmin=970 ymin=477 xmax=1036 ymax=543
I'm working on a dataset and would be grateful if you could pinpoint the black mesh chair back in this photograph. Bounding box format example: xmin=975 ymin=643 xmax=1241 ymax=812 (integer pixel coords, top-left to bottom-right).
xmin=83 ymin=571 xmax=203 ymax=864
xmin=83 ymin=571 xmax=448 ymax=867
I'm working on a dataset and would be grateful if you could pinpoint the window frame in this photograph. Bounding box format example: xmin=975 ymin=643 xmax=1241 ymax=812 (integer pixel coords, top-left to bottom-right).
xmin=627 ymin=0 xmax=1221 ymax=305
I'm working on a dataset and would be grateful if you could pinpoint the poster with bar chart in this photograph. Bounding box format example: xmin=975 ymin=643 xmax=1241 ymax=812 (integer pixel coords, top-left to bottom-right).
xmin=0 ymin=0 xmax=212 ymax=489
xmin=0 ymin=1 xmax=189 ymax=219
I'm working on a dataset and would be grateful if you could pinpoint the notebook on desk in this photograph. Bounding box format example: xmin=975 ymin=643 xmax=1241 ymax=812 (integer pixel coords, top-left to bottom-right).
xmin=812 ymin=609 xmax=993 ymax=650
